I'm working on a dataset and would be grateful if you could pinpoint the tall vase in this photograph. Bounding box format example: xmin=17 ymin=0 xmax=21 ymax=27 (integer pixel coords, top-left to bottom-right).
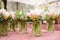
xmin=0 ymin=21 xmax=8 ymax=36
xmin=32 ymin=21 xmax=42 ymax=37
xmin=20 ymin=21 xmax=27 ymax=34
xmin=47 ymin=20 xmax=54 ymax=32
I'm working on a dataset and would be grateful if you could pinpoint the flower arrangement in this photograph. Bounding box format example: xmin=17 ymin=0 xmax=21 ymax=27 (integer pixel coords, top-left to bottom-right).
xmin=7 ymin=11 xmax=17 ymax=32
xmin=15 ymin=10 xmax=27 ymax=34
xmin=56 ymin=14 xmax=60 ymax=24
xmin=0 ymin=9 xmax=10 ymax=36
xmin=45 ymin=13 xmax=58 ymax=32
xmin=27 ymin=12 xmax=42 ymax=37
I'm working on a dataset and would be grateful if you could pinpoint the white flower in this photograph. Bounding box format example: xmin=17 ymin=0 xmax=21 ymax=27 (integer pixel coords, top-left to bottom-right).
xmin=0 ymin=8 xmax=6 ymax=14
xmin=40 ymin=11 xmax=47 ymax=20
xmin=2 ymin=11 xmax=10 ymax=20
xmin=10 ymin=11 xmax=16 ymax=19
xmin=30 ymin=9 xmax=40 ymax=15
xmin=19 ymin=11 xmax=22 ymax=14
xmin=1 ymin=8 xmax=6 ymax=13
xmin=26 ymin=12 xmax=30 ymax=17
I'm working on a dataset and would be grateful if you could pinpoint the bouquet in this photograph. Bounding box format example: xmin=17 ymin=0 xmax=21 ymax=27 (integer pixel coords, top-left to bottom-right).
xmin=8 ymin=11 xmax=17 ymax=32
xmin=15 ymin=10 xmax=27 ymax=34
xmin=0 ymin=9 xmax=10 ymax=36
xmin=45 ymin=13 xmax=58 ymax=32
xmin=27 ymin=12 xmax=42 ymax=37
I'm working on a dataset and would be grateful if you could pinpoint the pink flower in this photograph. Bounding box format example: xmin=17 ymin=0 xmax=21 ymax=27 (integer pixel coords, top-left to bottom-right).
xmin=26 ymin=9 xmax=41 ymax=17
xmin=10 ymin=11 xmax=15 ymax=19
xmin=0 ymin=8 xmax=6 ymax=14
xmin=10 ymin=11 xmax=17 ymax=20
xmin=2 ymin=11 xmax=10 ymax=20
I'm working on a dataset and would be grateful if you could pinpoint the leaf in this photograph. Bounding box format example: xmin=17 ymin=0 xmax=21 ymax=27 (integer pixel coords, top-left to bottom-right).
xmin=45 ymin=15 xmax=50 ymax=20
xmin=20 ymin=11 xmax=26 ymax=19
xmin=0 ymin=14 xmax=4 ymax=22
xmin=21 ymin=11 xmax=26 ymax=16
xmin=15 ymin=10 xmax=20 ymax=19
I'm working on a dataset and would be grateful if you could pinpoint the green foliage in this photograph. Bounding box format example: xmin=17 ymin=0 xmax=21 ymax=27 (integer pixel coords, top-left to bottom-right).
xmin=0 ymin=14 xmax=4 ymax=22
xmin=45 ymin=15 xmax=51 ymax=21
xmin=15 ymin=10 xmax=27 ymax=20
xmin=21 ymin=11 xmax=26 ymax=17
xmin=15 ymin=10 xmax=20 ymax=19
xmin=39 ymin=16 xmax=42 ymax=20
xmin=45 ymin=14 xmax=56 ymax=23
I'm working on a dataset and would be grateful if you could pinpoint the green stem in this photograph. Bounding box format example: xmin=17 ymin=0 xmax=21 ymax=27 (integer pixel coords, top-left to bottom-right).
xmin=10 ymin=22 xmax=16 ymax=32
xmin=20 ymin=21 xmax=27 ymax=34
xmin=0 ymin=21 xmax=8 ymax=36
xmin=47 ymin=20 xmax=54 ymax=32
xmin=32 ymin=21 xmax=42 ymax=37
